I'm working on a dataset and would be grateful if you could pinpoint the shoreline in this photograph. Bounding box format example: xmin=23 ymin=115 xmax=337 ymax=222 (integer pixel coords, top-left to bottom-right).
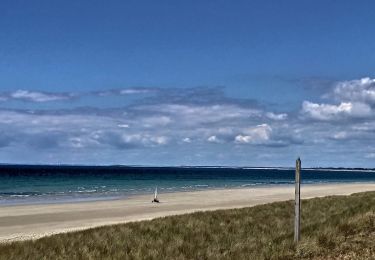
xmin=2 ymin=181 xmax=374 ymax=207
xmin=1 ymin=182 xmax=375 ymax=243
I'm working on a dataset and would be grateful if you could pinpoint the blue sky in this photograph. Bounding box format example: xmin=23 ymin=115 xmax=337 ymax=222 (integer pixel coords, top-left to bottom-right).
xmin=1 ymin=0 xmax=375 ymax=167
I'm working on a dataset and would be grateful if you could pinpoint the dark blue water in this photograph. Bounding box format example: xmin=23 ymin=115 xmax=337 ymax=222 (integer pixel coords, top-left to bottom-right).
xmin=1 ymin=165 xmax=375 ymax=205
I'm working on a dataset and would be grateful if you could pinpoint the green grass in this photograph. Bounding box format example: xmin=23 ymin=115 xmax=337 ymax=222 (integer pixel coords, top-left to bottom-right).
xmin=1 ymin=191 xmax=375 ymax=260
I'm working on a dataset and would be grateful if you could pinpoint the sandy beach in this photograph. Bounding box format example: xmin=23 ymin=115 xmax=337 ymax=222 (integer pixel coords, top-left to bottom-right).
xmin=1 ymin=183 xmax=374 ymax=243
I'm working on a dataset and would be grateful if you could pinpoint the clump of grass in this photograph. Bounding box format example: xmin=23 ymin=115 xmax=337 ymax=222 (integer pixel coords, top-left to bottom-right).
xmin=1 ymin=191 xmax=375 ymax=259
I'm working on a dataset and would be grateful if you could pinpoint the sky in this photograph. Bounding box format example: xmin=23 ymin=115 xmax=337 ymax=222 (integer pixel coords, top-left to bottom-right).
xmin=1 ymin=0 xmax=375 ymax=167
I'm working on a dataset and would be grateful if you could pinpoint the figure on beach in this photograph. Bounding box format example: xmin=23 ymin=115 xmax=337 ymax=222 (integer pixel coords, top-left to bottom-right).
xmin=152 ymin=187 xmax=160 ymax=203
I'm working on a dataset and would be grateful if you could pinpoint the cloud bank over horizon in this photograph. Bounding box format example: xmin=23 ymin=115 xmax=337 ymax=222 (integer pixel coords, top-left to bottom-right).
xmin=0 ymin=77 xmax=375 ymax=167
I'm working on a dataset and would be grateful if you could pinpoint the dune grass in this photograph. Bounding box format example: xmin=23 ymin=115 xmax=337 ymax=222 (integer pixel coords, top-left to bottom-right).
xmin=1 ymin=191 xmax=375 ymax=260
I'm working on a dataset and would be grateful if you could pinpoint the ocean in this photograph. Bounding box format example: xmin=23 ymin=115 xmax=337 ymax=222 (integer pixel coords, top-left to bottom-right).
xmin=1 ymin=165 xmax=375 ymax=205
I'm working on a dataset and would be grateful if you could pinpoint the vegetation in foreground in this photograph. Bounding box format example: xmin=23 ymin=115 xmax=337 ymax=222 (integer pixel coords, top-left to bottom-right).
xmin=1 ymin=191 xmax=374 ymax=260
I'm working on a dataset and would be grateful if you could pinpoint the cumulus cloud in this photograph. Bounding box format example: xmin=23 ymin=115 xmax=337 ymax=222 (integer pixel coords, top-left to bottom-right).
xmin=0 ymin=107 xmax=172 ymax=151
xmin=301 ymin=77 xmax=375 ymax=122
xmin=331 ymin=77 xmax=375 ymax=104
xmin=207 ymin=135 xmax=221 ymax=143
xmin=235 ymin=124 xmax=272 ymax=144
xmin=265 ymin=112 xmax=288 ymax=121
xmin=120 ymin=134 xmax=168 ymax=147
xmin=301 ymin=101 xmax=372 ymax=120
xmin=1 ymin=81 xmax=375 ymax=166
xmin=9 ymin=90 xmax=75 ymax=102
xmin=0 ymin=87 xmax=155 ymax=103
xmin=0 ymin=93 xmax=283 ymax=153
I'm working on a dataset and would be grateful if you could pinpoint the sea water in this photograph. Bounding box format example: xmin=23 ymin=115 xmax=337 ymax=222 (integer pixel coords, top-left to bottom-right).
xmin=0 ymin=165 xmax=375 ymax=205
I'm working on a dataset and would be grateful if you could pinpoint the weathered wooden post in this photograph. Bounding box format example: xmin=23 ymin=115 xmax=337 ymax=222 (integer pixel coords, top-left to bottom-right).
xmin=294 ymin=157 xmax=301 ymax=243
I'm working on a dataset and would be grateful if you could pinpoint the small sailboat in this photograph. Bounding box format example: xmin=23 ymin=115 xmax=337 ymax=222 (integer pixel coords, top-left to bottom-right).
xmin=152 ymin=186 xmax=160 ymax=203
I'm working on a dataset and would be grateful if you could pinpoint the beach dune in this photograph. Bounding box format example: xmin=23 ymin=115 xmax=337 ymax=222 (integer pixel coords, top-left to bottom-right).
xmin=1 ymin=183 xmax=374 ymax=243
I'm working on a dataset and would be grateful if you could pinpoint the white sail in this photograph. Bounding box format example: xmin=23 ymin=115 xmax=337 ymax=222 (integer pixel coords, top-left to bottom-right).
xmin=154 ymin=187 xmax=158 ymax=200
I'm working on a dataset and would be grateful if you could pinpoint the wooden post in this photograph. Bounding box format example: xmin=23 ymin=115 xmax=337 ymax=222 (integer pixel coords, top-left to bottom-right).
xmin=294 ymin=157 xmax=301 ymax=243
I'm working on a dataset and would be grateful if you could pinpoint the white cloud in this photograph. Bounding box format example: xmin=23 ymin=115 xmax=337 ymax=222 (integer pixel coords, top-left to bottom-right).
xmin=235 ymin=124 xmax=272 ymax=144
xmin=301 ymin=101 xmax=371 ymax=120
xmin=266 ymin=112 xmax=288 ymax=121
xmin=2 ymin=82 xmax=375 ymax=165
xmin=207 ymin=135 xmax=221 ymax=143
xmin=120 ymin=134 xmax=168 ymax=146
xmin=234 ymin=135 xmax=252 ymax=143
xmin=182 ymin=137 xmax=191 ymax=143
xmin=10 ymin=90 xmax=73 ymax=102
xmin=332 ymin=77 xmax=375 ymax=104
xmin=119 ymin=89 xmax=152 ymax=95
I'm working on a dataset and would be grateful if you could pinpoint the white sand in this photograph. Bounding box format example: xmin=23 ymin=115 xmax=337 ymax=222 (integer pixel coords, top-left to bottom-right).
xmin=0 ymin=183 xmax=374 ymax=243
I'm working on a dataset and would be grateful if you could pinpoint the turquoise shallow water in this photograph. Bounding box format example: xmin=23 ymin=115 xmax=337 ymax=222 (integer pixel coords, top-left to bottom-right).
xmin=1 ymin=165 xmax=375 ymax=205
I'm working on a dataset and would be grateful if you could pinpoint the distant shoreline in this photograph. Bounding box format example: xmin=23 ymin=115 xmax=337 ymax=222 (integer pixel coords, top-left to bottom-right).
xmin=1 ymin=164 xmax=375 ymax=171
